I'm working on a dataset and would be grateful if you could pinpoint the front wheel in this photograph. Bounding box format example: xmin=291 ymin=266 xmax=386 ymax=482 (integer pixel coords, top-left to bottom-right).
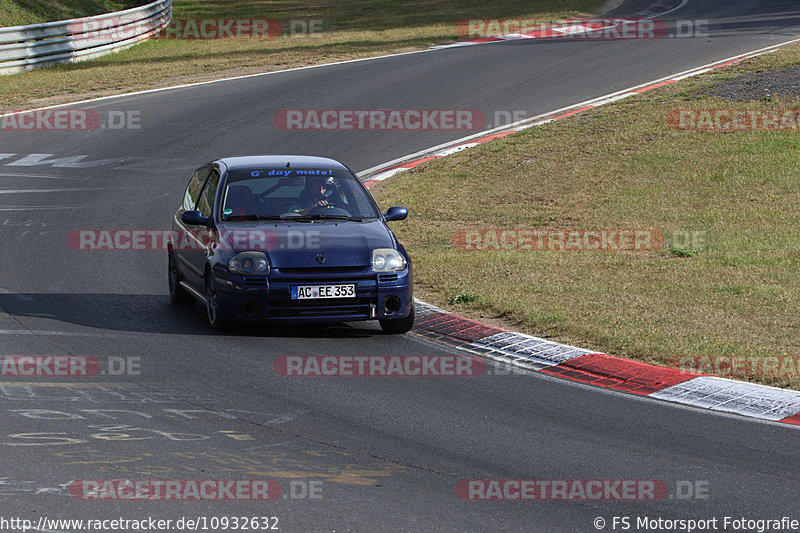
xmin=379 ymin=308 xmax=414 ymax=334
xmin=205 ymin=272 xmax=228 ymax=330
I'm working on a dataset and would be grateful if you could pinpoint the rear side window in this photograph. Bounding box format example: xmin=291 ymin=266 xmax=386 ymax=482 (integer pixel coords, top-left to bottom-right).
xmin=183 ymin=166 xmax=212 ymax=211
xmin=197 ymin=170 xmax=220 ymax=218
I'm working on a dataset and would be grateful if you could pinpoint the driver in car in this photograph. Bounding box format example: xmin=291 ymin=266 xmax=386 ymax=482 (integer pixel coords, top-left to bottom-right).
xmin=299 ymin=175 xmax=337 ymax=213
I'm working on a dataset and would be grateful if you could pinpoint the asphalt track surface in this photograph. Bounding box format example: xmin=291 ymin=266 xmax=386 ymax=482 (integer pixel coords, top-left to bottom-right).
xmin=1 ymin=1 xmax=799 ymax=531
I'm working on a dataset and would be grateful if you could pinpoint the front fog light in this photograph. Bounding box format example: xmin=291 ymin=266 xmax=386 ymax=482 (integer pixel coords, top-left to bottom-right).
xmin=372 ymin=248 xmax=406 ymax=272
xmin=229 ymin=251 xmax=270 ymax=275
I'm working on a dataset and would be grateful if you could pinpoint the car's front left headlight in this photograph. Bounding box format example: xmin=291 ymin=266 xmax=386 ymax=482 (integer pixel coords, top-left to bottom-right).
xmin=372 ymin=248 xmax=406 ymax=272
xmin=228 ymin=251 xmax=270 ymax=275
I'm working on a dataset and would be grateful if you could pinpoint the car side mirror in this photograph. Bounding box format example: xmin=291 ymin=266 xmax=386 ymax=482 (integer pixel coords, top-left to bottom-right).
xmin=181 ymin=210 xmax=210 ymax=226
xmin=384 ymin=206 xmax=408 ymax=222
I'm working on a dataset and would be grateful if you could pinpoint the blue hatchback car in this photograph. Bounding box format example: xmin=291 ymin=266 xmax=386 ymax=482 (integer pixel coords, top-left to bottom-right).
xmin=168 ymin=155 xmax=414 ymax=333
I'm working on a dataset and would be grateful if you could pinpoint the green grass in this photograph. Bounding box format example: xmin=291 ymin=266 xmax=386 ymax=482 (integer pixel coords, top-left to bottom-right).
xmin=0 ymin=0 xmax=601 ymax=108
xmin=0 ymin=0 xmax=146 ymax=25
xmin=371 ymin=44 xmax=800 ymax=390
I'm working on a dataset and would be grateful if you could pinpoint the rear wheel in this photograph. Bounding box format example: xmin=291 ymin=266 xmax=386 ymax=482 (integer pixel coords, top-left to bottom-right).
xmin=205 ymin=271 xmax=228 ymax=330
xmin=168 ymin=252 xmax=192 ymax=304
xmin=379 ymin=307 xmax=414 ymax=334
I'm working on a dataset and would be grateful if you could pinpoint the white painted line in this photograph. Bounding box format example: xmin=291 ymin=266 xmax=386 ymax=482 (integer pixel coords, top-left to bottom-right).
xmin=429 ymin=41 xmax=485 ymax=50
xmin=0 ymin=173 xmax=76 ymax=180
xmin=4 ymin=154 xmax=122 ymax=168
xmin=0 ymin=330 xmax=122 ymax=337
xmin=0 ymin=206 xmax=88 ymax=211
xmin=496 ymin=33 xmax=536 ymax=40
xmin=0 ymin=382 xmax=125 ymax=387
xmin=0 ymin=188 xmax=106 ymax=194
xmin=591 ymin=93 xmax=634 ymax=106
xmin=367 ymin=167 xmax=409 ymax=181
xmin=672 ymin=68 xmax=713 ymax=80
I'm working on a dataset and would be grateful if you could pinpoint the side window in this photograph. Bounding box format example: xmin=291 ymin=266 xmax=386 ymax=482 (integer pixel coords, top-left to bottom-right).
xmin=183 ymin=166 xmax=212 ymax=211
xmin=197 ymin=170 xmax=220 ymax=218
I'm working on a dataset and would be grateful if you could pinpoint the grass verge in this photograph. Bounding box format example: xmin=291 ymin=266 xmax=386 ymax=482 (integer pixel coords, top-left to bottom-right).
xmin=0 ymin=0 xmax=144 ymax=26
xmin=1 ymin=0 xmax=601 ymax=108
xmin=371 ymin=43 xmax=800 ymax=389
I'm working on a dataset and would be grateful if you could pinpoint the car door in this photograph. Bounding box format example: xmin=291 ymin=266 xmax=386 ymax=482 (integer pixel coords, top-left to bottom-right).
xmin=175 ymin=165 xmax=213 ymax=290
xmin=186 ymin=168 xmax=221 ymax=289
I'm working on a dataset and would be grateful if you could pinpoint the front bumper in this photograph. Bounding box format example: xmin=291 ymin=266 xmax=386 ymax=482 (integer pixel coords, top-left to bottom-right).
xmin=212 ymin=265 xmax=412 ymax=323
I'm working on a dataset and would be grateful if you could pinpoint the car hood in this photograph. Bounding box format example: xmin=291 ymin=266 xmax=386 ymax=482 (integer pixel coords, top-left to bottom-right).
xmin=216 ymin=219 xmax=395 ymax=268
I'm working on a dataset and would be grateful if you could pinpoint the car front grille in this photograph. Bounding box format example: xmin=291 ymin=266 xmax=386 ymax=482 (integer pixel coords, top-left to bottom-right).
xmin=270 ymin=267 xmax=374 ymax=284
xmin=277 ymin=266 xmax=366 ymax=275
xmin=268 ymin=296 xmax=374 ymax=318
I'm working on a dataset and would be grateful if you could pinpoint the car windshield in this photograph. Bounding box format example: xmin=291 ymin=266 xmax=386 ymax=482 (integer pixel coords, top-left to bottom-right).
xmin=220 ymin=168 xmax=380 ymax=221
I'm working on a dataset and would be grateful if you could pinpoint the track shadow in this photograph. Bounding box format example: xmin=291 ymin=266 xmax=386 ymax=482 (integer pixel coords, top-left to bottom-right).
xmin=0 ymin=292 xmax=377 ymax=338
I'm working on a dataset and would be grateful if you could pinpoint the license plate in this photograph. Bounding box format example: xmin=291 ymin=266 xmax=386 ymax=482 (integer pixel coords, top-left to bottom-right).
xmin=291 ymin=284 xmax=356 ymax=300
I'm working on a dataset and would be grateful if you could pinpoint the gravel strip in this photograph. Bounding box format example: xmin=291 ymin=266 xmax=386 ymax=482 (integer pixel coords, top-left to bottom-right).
xmin=712 ymin=65 xmax=800 ymax=101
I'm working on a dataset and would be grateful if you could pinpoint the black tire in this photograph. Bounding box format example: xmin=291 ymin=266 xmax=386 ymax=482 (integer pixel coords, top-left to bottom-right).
xmin=205 ymin=271 xmax=228 ymax=330
xmin=379 ymin=307 xmax=414 ymax=334
xmin=168 ymin=252 xmax=192 ymax=304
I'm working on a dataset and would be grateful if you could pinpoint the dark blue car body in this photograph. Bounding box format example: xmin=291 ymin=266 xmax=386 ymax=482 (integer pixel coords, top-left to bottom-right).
xmin=168 ymin=156 xmax=414 ymax=333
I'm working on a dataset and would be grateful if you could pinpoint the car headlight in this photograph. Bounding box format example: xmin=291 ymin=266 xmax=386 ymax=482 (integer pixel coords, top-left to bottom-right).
xmin=372 ymin=248 xmax=406 ymax=272
xmin=228 ymin=251 xmax=270 ymax=275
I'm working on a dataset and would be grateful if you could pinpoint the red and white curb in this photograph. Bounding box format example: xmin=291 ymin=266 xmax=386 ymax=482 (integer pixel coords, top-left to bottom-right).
xmin=412 ymin=301 xmax=800 ymax=426
xmin=360 ymin=39 xmax=800 ymax=188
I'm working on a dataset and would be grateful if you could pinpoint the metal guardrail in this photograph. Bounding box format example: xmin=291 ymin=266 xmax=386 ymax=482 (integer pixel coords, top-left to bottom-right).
xmin=0 ymin=0 xmax=171 ymax=75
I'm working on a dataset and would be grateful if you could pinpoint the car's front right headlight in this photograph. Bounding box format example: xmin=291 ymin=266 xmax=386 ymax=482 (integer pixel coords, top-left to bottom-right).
xmin=228 ymin=251 xmax=270 ymax=275
xmin=372 ymin=248 xmax=406 ymax=272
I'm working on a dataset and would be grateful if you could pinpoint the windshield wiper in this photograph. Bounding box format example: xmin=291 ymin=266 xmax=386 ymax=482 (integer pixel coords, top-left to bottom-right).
xmin=224 ymin=214 xmax=286 ymax=221
xmin=287 ymin=214 xmax=365 ymax=222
